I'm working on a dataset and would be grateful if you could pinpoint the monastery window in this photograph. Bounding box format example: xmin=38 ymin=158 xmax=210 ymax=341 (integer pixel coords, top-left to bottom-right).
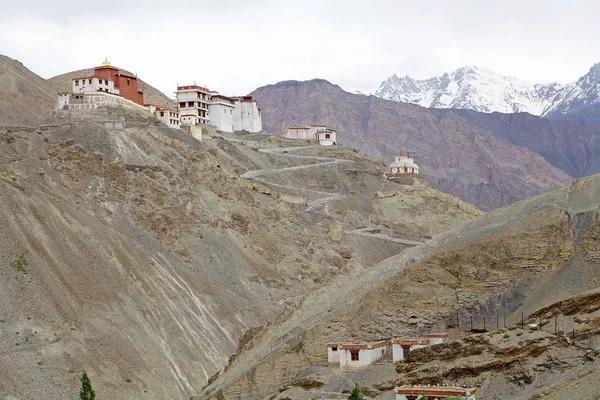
xmin=188 ymin=101 xmax=194 ymax=107
xmin=325 ymin=133 xmax=331 ymax=139
xmin=75 ymin=81 xmax=79 ymax=86
xmin=331 ymin=346 xmax=337 ymax=351
xmin=89 ymin=79 xmax=92 ymax=84
xmin=160 ymin=111 xmax=164 ymax=117
xmin=179 ymin=102 xmax=186 ymax=108
xmin=127 ymin=79 xmax=130 ymax=86
xmin=350 ymin=350 xmax=359 ymax=361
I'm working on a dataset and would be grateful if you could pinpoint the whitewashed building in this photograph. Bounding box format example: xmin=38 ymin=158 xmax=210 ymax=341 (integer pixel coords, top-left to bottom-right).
xmin=392 ymin=333 xmax=448 ymax=362
xmin=154 ymin=106 xmax=180 ymax=129
xmin=284 ymin=124 xmax=337 ymax=145
xmin=327 ymin=343 xmax=341 ymax=364
xmin=72 ymin=76 xmax=119 ymax=95
xmin=209 ymin=94 xmax=236 ymax=132
xmin=390 ymin=150 xmax=419 ymax=174
xmin=395 ymin=385 xmax=476 ymax=400
xmin=176 ymin=84 xmax=212 ymax=126
xmin=233 ymin=96 xmax=262 ymax=133
xmin=315 ymin=129 xmax=337 ymax=146
xmin=339 ymin=341 xmax=387 ymax=368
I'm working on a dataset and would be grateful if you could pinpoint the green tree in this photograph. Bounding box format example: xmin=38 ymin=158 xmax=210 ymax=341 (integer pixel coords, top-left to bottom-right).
xmin=348 ymin=383 xmax=364 ymax=400
xmin=80 ymin=371 xmax=95 ymax=400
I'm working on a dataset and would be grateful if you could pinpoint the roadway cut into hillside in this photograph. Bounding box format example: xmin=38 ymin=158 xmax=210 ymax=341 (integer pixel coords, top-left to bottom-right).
xmin=237 ymin=141 xmax=428 ymax=244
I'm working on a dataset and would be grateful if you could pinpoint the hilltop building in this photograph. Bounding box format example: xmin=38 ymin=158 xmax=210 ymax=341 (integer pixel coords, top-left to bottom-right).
xmin=209 ymin=94 xmax=236 ymax=132
xmin=153 ymin=106 xmax=180 ymax=129
xmin=284 ymin=124 xmax=337 ymax=145
xmin=176 ymin=84 xmax=211 ymax=126
xmin=57 ymin=59 xmax=147 ymax=112
xmin=72 ymin=59 xmax=144 ymax=105
xmin=175 ymin=83 xmax=263 ymax=133
xmin=338 ymin=341 xmax=387 ymax=368
xmin=233 ymin=96 xmax=262 ymax=133
xmin=395 ymin=385 xmax=476 ymax=400
xmin=392 ymin=333 xmax=448 ymax=362
xmin=390 ymin=150 xmax=419 ymax=174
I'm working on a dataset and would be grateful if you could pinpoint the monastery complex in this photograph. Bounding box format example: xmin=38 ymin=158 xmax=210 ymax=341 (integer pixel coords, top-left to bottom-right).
xmin=57 ymin=59 xmax=262 ymax=135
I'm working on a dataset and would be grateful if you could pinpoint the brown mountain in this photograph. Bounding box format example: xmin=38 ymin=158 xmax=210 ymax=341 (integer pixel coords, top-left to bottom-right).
xmin=453 ymin=108 xmax=600 ymax=178
xmin=250 ymin=79 xmax=574 ymax=211
xmin=0 ymin=55 xmax=57 ymax=126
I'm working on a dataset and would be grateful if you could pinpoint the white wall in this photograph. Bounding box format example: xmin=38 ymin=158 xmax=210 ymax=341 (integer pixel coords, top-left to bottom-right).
xmin=285 ymin=128 xmax=311 ymax=140
xmin=72 ymin=77 xmax=118 ymax=95
xmin=209 ymin=102 xmax=235 ymax=132
xmin=57 ymin=94 xmax=70 ymax=110
xmin=234 ymin=101 xmax=262 ymax=133
xmin=327 ymin=346 xmax=340 ymax=363
xmin=339 ymin=346 xmax=386 ymax=368
xmin=315 ymin=131 xmax=336 ymax=146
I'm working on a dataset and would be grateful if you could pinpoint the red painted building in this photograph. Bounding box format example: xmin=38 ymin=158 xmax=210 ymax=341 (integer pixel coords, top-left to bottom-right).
xmin=73 ymin=59 xmax=144 ymax=105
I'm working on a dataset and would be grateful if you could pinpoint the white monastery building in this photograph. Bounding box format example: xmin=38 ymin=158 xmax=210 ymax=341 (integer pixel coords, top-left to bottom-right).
xmin=390 ymin=150 xmax=419 ymax=174
xmin=209 ymin=94 xmax=236 ymax=132
xmin=153 ymin=106 xmax=180 ymax=129
xmin=392 ymin=333 xmax=448 ymax=362
xmin=176 ymin=84 xmax=263 ymax=133
xmin=233 ymin=96 xmax=262 ymax=133
xmin=338 ymin=341 xmax=387 ymax=368
xmin=176 ymin=84 xmax=211 ymax=126
xmin=395 ymin=385 xmax=476 ymax=400
xmin=284 ymin=124 xmax=337 ymax=145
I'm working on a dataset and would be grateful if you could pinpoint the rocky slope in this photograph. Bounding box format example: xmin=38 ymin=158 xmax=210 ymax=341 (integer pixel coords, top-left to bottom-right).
xmin=452 ymin=108 xmax=600 ymax=178
xmin=375 ymin=63 xmax=600 ymax=124
xmin=250 ymin=79 xmax=573 ymax=211
xmin=0 ymin=104 xmax=480 ymax=400
xmin=0 ymin=55 xmax=57 ymax=126
xmin=201 ymin=171 xmax=600 ymax=400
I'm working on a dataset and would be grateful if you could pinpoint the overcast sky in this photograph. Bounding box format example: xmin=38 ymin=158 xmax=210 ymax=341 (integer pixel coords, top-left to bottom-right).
xmin=1 ymin=0 xmax=598 ymax=98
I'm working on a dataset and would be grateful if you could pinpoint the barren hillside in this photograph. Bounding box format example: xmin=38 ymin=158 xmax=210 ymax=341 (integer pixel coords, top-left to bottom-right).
xmin=201 ymin=173 xmax=600 ymax=399
xmin=0 ymin=105 xmax=479 ymax=400
xmin=0 ymin=55 xmax=57 ymax=126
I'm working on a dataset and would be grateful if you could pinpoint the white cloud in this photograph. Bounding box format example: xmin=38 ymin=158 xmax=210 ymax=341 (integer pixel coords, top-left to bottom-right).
xmin=1 ymin=0 xmax=599 ymax=97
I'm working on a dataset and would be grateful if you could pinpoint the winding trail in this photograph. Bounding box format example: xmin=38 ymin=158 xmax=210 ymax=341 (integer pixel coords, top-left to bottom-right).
xmin=240 ymin=145 xmax=353 ymax=213
xmin=237 ymin=141 xmax=426 ymax=245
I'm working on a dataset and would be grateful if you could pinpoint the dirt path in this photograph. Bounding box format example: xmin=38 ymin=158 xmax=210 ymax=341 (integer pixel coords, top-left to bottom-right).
xmin=240 ymin=146 xmax=353 ymax=213
xmin=344 ymin=227 xmax=424 ymax=246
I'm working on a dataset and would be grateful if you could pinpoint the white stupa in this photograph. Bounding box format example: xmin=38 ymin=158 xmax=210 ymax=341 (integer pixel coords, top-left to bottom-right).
xmin=389 ymin=150 xmax=419 ymax=174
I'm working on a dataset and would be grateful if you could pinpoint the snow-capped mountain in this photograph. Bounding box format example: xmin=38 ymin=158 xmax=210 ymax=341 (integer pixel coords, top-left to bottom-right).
xmin=375 ymin=64 xmax=600 ymax=122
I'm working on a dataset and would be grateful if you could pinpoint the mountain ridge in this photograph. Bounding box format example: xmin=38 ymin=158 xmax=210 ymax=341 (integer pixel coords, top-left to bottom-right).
xmin=375 ymin=63 xmax=600 ymax=123
xmin=250 ymin=78 xmax=573 ymax=211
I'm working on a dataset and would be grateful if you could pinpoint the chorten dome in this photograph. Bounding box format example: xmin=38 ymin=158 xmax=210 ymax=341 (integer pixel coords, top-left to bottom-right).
xmin=389 ymin=150 xmax=419 ymax=174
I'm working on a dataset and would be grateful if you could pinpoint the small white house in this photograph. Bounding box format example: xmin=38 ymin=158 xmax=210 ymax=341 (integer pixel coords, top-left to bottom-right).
xmin=327 ymin=343 xmax=341 ymax=364
xmin=315 ymin=129 xmax=337 ymax=146
xmin=154 ymin=107 xmax=180 ymax=129
xmin=390 ymin=150 xmax=419 ymax=174
xmin=339 ymin=341 xmax=387 ymax=368
xmin=392 ymin=333 xmax=448 ymax=362
xmin=395 ymin=385 xmax=476 ymax=400
xmin=284 ymin=124 xmax=338 ymax=145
